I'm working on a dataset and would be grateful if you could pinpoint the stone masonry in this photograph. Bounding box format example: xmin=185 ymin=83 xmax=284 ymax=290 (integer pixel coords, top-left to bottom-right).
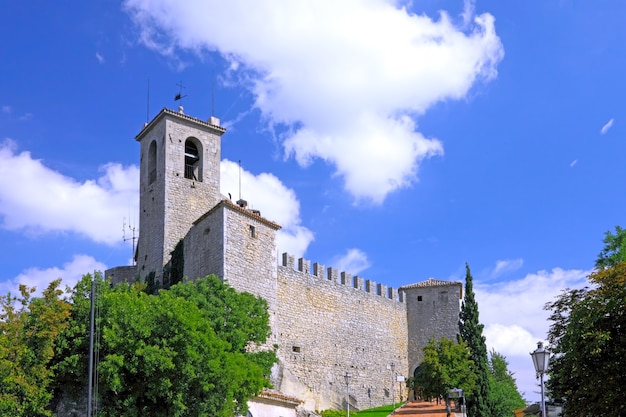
xmin=105 ymin=108 xmax=462 ymax=413
xmin=135 ymin=107 xmax=225 ymax=286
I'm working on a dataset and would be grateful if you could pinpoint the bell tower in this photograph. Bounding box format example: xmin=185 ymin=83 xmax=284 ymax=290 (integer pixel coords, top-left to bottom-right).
xmin=135 ymin=107 xmax=226 ymax=285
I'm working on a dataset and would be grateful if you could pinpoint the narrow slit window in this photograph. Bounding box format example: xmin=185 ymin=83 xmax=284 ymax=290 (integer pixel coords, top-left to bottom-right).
xmin=148 ymin=140 xmax=157 ymax=184
xmin=249 ymin=225 xmax=256 ymax=238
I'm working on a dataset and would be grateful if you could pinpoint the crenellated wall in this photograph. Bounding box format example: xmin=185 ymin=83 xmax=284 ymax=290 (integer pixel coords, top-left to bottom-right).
xmin=273 ymin=253 xmax=408 ymax=412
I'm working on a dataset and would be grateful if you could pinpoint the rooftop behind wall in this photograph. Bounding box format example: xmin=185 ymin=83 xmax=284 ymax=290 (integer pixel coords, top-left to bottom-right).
xmin=279 ymin=253 xmax=404 ymax=303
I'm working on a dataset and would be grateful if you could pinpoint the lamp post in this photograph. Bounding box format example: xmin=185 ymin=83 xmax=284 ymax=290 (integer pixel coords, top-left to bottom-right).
xmin=448 ymin=388 xmax=465 ymax=417
xmin=344 ymin=372 xmax=352 ymax=417
xmin=391 ymin=363 xmax=395 ymax=411
xmin=531 ymin=341 xmax=551 ymax=417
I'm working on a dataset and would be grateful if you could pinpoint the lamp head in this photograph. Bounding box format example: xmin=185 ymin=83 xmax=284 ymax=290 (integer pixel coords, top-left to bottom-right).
xmin=344 ymin=372 xmax=352 ymax=385
xmin=531 ymin=341 xmax=551 ymax=374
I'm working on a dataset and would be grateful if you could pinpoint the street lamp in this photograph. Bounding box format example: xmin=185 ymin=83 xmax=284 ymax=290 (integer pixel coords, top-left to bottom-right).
xmin=344 ymin=372 xmax=352 ymax=417
xmin=448 ymin=388 xmax=465 ymax=417
xmin=390 ymin=363 xmax=395 ymax=411
xmin=531 ymin=341 xmax=551 ymax=417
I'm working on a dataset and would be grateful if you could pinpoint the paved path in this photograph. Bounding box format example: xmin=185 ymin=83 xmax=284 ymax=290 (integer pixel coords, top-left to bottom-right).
xmin=393 ymin=401 xmax=446 ymax=417
xmin=391 ymin=400 xmax=449 ymax=417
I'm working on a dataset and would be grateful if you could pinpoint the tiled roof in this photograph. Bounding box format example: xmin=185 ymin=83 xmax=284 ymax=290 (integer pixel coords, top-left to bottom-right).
xmin=400 ymin=278 xmax=462 ymax=290
xmin=194 ymin=199 xmax=282 ymax=230
xmin=256 ymin=388 xmax=302 ymax=405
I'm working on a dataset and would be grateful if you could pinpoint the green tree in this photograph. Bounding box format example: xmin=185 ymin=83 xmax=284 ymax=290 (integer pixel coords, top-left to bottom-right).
xmin=413 ymin=337 xmax=476 ymax=401
xmin=167 ymin=275 xmax=273 ymax=355
xmin=0 ymin=280 xmax=71 ymax=416
xmin=545 ymin=262 xmax=626 ymax=416
xmin=595 ymin=225 xmax=626 ymax=269
xmin=487 ymin=350 xmax=525 ymax=417
xmin=458 ymin=263 xmax=492 ymax=417
xmin=50 ymin=272 xmax=115 ymax=412
xmin=53 ymin=274 xmax=275 ymax=417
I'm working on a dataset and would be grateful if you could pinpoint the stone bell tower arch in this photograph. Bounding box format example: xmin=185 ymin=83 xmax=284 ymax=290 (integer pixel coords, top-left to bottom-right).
xmin=135 ymin=107 xmax=226 ymax=285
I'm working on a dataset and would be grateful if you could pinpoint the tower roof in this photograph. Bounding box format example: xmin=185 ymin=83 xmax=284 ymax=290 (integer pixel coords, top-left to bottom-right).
xmin=194 ymin=199 xmax=282 ymax=231
xmin=400 ymin=278 xmax=463 ymax=298
xmin=137 ymin=107 xmax=226 ymax=141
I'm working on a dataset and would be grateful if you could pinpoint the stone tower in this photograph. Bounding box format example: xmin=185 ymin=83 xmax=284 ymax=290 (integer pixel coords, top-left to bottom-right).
xmin=401 ymin=279 xmax=462 ymax=376
xmin=135 ymin=107 xmax=226 ymax=284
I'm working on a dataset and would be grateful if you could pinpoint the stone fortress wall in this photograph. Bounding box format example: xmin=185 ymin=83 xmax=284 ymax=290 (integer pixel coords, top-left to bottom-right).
xmin=105 ymin=108 xmax=463 ymax=414
xmin=273 ymin=254 xmax=408 ymax=411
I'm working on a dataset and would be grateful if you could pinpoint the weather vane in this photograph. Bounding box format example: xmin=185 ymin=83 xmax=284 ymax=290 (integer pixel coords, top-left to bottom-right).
xmin=174 ymin=81 xmax=187 ymax=102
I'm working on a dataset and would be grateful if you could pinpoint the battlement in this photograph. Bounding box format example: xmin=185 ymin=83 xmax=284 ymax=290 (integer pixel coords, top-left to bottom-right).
xmin=279 ymin=253 xmax=405 ymax=303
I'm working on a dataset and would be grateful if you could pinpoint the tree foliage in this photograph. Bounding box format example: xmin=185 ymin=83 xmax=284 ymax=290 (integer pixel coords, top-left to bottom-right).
xmin=413 ymin=337 xmax=476 ymax=401
xmin=53 ymin=274 xmax=276 ymax=417
xmin=458 ymin=263 xmax=492 ymax=417
xmin=168 ymin=239 xmax=185 ymax=288
xmin=595 ymin=225 xmax=626 ymax=269
xmin=0 ymin=280 xmax=70 ymax=416
xmin=487 ymin=351 xmax=525 ymax=417
xmin=545 ymin=262 xmax=626 ymax=416
xmin=50 ymin=272 xmax=109 ymax=405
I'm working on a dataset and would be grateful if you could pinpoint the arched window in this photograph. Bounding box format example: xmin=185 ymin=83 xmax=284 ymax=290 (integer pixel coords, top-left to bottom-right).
xmin=184 ymin=138 xmax=202 ymax=181
xmin=148 ymin=140 xmax=157 ymax=185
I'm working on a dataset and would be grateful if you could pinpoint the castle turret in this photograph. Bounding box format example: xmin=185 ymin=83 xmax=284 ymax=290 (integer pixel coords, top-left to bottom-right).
xmin=401 ymin=278 xmax=462 ymax=378
xmin=135 ymin=107 xmax=226 ymax=285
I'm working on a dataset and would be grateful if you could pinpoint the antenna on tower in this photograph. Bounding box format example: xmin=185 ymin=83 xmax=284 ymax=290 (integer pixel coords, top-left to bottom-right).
xmin=238 ymin=160 xmax=242 ymax=200
xmin=146 ymin=76 xmax=150 ymax=124
xmin=211 ymin=67 xmax=215 ymax=117
xmin=235 ymin=160 xmax=248 ymax=209
xmin=123 ymin=217 xmax=138 ymax=266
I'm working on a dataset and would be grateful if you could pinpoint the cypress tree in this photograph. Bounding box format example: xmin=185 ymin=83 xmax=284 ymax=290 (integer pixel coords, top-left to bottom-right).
xmin=458 ymin=263 xmax=492 ymax=417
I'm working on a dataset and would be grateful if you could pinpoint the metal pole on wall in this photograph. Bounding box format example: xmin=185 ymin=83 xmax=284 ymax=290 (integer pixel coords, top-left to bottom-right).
xmin=344 ymin=372 xmax=352 ymax=417
xmin=391 ymin=363 xmax=395 ymax=411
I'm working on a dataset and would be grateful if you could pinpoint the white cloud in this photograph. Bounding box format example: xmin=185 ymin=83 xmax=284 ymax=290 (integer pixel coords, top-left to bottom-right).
xmin=490 ymin=258 xmax=523 ymax=278
xmin=96 ymin=52 xmax=105 ymax=63
xmin=0 ymin=140 xmax=309 ymax=257
xmin=2 ymin=105 xmax=11 ymax=114
xmin=462 ymin=0 xmax=476 ymax=27
xmin=0 ymin=254 xmax=107 ymax=298
xmin=220 ymin=159 xmax=314 ymax=258
xmin=570 ymin=159 xmax=578 ymax=167
xmin=123 ymin=0 xmax=504 ymax=203
xmin=330 ymin=248 xmax=371 ymax=275
xmin=600 ymin=118 xmax=614 ymax=134
xmin=0 ymin=140 xmax=139 ymax=244
xmin=476 ymin=267 xmax=589 ymax=351
xmin=475 ymin=267 xmax=590 ymax=401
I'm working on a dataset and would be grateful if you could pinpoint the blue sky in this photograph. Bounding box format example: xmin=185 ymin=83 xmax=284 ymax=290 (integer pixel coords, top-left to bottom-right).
xmin=1 ymin=0 xmax=624 ymax=404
